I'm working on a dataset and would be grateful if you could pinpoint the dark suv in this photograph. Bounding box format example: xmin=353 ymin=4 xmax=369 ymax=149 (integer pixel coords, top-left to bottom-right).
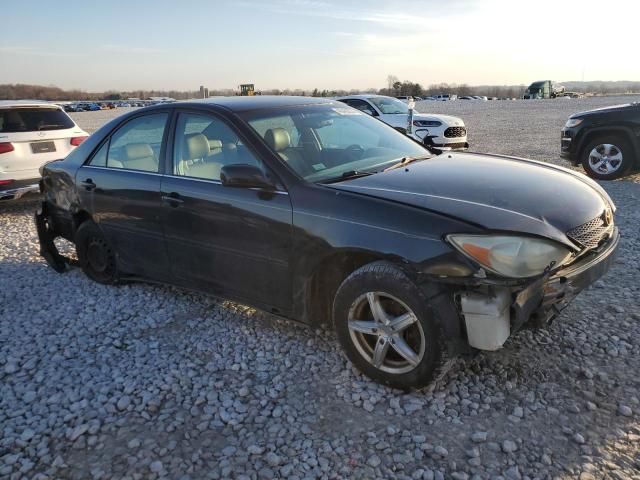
xmin=561 ymin=102 xmax=640 ymax=180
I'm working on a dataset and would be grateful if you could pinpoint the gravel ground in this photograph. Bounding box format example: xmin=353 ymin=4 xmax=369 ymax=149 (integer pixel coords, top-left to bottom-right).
xmin=1 ymin=98 xmax=639 ymax=479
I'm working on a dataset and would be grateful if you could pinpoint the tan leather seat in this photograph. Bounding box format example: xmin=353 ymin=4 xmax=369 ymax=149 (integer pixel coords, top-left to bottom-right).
xmin=264 ymin=128 xmax=309 ymax=175
xmin=180 ymin=133 xmax=223 ymax=180
xmin=122 ymin=143 xmax=158 ymax=172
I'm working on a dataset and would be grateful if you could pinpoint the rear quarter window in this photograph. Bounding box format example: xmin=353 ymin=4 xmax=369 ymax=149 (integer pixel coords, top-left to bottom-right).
xmin=0 ymin=107 xmax=75 ymax=133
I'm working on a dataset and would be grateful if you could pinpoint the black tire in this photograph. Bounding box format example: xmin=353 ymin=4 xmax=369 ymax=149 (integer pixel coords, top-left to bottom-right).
xmin=581 ymin=135 xmax=635 ymax=180
xmin=75 ymin=220 xmax=119 ymax=284
xmin=333 ymin=261 xmax=444 ymax=390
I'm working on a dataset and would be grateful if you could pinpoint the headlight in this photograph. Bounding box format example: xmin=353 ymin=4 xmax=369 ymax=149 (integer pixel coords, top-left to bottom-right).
xmin=447 ymin=234 xmax=572 ymax=278
xmin=564 ymin=118 xmax=583 ymax=128
xmin=413 ymin=120 xmax=442 ymax=127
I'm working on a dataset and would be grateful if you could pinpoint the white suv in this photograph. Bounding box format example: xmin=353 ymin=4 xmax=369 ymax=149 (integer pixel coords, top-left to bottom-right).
xmin=337 ymin=95 xmax=468 ymax=149
xmin=0 ymin=101 xmax=88 ymax=201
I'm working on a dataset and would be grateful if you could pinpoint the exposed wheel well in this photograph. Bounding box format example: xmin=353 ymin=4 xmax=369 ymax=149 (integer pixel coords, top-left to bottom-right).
xmin=72 ymin=210 xmax=93 ymax=234
xmin=305 ymin=252 xmax=390 ymax=326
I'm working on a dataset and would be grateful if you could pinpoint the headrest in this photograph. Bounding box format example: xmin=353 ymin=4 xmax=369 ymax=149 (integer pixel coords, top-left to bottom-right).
xmin=124 ymin=143 xmax=154 ymax=160
xmin=208 ymin=139 xmax=222 ymax=151
xmin=183 ymin=133 xmax=210 ymax=160
xmin=264 ymin=128 xmax=291 ymax=152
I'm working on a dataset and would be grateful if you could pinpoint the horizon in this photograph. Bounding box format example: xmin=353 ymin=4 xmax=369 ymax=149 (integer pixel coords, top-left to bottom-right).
xmin=4 ymin=79 xmax=640 ymax=96
xmin=2 ymin=0 xmax=639 ymax=91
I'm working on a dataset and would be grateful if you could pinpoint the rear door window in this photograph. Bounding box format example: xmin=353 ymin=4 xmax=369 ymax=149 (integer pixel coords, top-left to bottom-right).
xmin=105 ymin=114 xmax=168 ymax=172
xmin=0 ymin=108 xmax=75 ymax=132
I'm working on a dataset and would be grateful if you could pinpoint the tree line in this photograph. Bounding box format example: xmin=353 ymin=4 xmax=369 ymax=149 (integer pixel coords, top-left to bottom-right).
xmin=1 ymin=79 xmax=639 ymax=101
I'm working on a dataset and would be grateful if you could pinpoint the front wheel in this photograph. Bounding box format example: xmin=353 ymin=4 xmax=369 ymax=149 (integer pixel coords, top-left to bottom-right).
xmin=333 ymin=262 xmax=444 ymax=390
xmin=581 ymin=136 xmax=635 ymax=180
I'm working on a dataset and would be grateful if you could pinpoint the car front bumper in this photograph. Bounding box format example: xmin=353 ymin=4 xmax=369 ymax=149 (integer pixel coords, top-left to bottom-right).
xmin=452 ymin=227 xmax=619 ymax=351
xmin=0 ymin=179 xmax=40 ymax=201
xmin=560 ymin=127 xmax=579 ymax=163
xmin=513 ymin=226 xmax=620 ymax=330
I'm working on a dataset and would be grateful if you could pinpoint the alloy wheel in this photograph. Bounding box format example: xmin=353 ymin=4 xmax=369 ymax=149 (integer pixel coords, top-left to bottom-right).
xmin=347 ymin=291 xmax=426 ymax=374
xmin=588 ymin=143 xmax=623 ymax=175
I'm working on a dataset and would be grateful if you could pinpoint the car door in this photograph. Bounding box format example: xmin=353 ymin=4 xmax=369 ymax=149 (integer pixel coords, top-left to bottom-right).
xmin=160 ymin=110 xmax=293 ymax=313
xmin=76 ymin=111 xmax=170 ymax=280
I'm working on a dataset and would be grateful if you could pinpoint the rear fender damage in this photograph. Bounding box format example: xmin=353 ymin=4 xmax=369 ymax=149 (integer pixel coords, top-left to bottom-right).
xmin=34 ymin=202 xmax=74 ymax=273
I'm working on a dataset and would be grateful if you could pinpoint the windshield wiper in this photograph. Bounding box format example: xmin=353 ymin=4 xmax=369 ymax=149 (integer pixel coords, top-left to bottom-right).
xmin=383 ymin=154 xmax=432 ymax=172
xmin=320 ymin=170 xmax=374 ymax=184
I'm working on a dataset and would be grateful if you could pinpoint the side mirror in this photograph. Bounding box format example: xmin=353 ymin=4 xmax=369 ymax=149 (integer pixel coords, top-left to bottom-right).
xmin=220 ymin=164 xmax=275 ymax=190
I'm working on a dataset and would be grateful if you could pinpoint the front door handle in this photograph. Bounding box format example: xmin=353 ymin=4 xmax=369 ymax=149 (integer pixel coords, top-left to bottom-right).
xmin=80 ymin=178 xmax=96 ymax=191
xmin=161 ymin=192 xmax=184 ymax=207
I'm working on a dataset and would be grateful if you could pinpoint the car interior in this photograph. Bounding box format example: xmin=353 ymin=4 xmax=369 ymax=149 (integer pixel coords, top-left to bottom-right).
xmin=251 ymin=113 xmax=409 ymax=181
xmin=173 ymin=115 xmax=261 ymax=181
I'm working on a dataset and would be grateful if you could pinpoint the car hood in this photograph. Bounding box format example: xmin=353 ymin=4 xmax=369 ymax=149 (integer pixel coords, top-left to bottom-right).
xmin=571 ymin=102 xmax=640 ymax=118
xmin=414 ymin=112 xmax=464 ymax=126
xmin=328 ymin=152 xmax=611 ymax=249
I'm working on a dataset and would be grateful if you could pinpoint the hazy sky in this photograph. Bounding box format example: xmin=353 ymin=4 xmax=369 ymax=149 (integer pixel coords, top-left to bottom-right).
xmin=1 ymin=0 xmax=638 ymax=91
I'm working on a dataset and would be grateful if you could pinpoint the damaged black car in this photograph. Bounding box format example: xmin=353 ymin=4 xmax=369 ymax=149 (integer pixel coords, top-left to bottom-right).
xmin=36 ymin=97 xmax=619 ymax=389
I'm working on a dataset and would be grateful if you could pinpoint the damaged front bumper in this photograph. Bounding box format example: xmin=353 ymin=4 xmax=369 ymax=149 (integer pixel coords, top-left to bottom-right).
xmin=454 ymin=227 xmax=620 ymax=351
xmin=513 ymin=227 xmax=619 ymax=330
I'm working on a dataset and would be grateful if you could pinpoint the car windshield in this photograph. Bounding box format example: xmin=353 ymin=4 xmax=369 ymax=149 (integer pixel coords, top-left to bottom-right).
xmin=243 ymin=103 xmax=430 ymax=183
xmin=368 ymin=97 xmax=409 ymax=115
xmin=0 ymin=107 xmax=75 ymax=133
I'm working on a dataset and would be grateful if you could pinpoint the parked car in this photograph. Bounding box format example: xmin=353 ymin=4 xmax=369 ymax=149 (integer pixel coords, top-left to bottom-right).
xmin=396 ymin=96 xmax=423 ymax=102
xmin=459 ymin=96 xmax=474 ymax=100
xmin=35 ymin=97 xmax=618 ymax=389
xmin=64 ymin=104 xmax=84 ymax=112
xmin=0 ymin=101 xmax=88 ymax=201
xmin=433 ymin=94 xmax=457 ymax=101
xmin=337 ymin=95 xmax=468 ymax=149
xmin=561 ymin=102 xmax=640 ymax=180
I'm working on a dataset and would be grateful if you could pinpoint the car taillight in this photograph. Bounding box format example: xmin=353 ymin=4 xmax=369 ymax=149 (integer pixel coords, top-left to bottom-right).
xmin=0 ymin=142 xmax=14 ymax=154
xmin=0 ymin=179 xmax=14 ymax=186
xmin=70 ymin=136 xmax=88 ymax=146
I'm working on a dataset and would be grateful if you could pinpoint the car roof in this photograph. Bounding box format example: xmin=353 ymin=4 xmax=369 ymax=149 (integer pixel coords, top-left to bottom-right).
xmin=172 ymin=96 xmax=335 ymax=113
xmin=0 ymin=100 xmax=62 ymax=109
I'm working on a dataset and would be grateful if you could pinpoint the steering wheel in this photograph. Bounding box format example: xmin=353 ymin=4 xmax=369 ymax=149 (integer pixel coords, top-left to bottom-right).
xmin=345 ymin=144 xmax=365 ymax=161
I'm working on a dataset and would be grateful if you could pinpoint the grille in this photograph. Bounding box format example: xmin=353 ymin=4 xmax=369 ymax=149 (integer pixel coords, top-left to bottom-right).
xmin=566 ymin=213 xmax=613 ymax=250
xmin=444 ymin=126 xmax=466 ymax=138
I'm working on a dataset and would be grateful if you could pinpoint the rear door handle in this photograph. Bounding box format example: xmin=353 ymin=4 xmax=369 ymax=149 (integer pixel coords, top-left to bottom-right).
xmin=80 ymin=178 xmax=96 ymax=191
xmin=161 ymin=193 xmax=184 ymax=207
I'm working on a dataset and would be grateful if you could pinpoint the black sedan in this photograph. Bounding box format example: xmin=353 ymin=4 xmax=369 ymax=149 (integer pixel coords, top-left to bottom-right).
xmin=36 ymin=97 xmax=619 ymax=389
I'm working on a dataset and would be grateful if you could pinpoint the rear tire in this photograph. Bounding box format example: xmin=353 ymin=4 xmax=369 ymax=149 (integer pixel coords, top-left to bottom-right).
xmin=581 ymin=135 xmax=635 ymax=180
xmin=333 ymin=261 xmax=444 ymax=390
xmin=75 ymin=220 xmax=119 ymax=284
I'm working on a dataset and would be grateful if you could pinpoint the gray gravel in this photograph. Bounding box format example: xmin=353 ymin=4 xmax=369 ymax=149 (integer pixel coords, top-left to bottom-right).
xmin=1 ymin=97 xmax=640 ymax=479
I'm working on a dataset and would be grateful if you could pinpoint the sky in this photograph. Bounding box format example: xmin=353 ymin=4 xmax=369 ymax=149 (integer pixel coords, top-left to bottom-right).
xmin=1 ymin=0 xmax=638 ymax=92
